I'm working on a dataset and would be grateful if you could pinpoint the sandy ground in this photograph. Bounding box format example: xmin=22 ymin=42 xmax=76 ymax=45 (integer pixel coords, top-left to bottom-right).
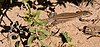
xmin=0 ymin=0 xmax=100 ymax=47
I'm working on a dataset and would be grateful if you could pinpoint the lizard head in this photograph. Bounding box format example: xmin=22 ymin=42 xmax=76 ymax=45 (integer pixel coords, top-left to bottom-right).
xmin=76 ymin=11 xmax=92 ymax=17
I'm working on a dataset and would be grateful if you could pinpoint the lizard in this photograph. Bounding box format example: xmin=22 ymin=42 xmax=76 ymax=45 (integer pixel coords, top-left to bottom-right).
xmin=42 ymin=11 xmax=93 ymax=26
xmin=17 ymin=10 xmax=92 ymax=26
xmin=76 ymin=25 xmax=100 ymax=39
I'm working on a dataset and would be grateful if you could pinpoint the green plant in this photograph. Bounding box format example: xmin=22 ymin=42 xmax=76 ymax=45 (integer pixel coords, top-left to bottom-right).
xmin=59 ymin=32 xmax=76 ymax=47
xmin=63 ymin=32 xmax=72 ymax=42
xmin=0 ymin=0 xmax=77 ymax=47
xmin=68 ymin=44 xmax=76 ymax=47
xmin=22 ymin=3 xmax=51 ymax=46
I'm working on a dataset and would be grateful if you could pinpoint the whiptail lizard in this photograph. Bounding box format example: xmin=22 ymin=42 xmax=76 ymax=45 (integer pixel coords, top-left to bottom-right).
xmin=43 ymin=11 xmax=92 ymax=26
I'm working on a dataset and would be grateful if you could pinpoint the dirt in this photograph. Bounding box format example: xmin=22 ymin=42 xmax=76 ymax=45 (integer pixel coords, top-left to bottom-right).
xmin=0 ymin=0 xmax=100 ymax=47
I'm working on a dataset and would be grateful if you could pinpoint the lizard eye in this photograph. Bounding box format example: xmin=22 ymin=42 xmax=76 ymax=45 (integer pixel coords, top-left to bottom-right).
xmin=76 ymin=11 xmax=80 ymax=13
